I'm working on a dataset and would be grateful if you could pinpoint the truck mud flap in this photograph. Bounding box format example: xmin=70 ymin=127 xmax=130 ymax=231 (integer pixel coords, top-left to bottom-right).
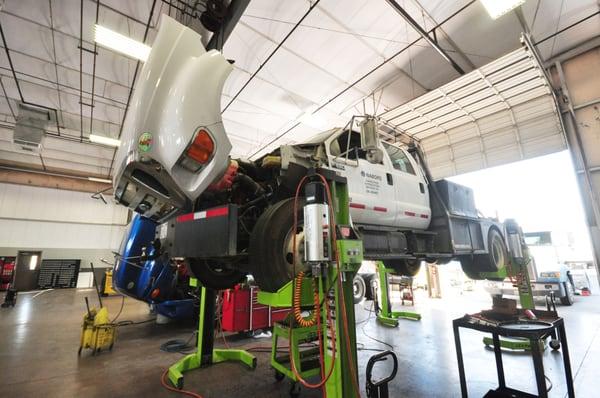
xmin=158 ymin=204 xmax=238 ymax=257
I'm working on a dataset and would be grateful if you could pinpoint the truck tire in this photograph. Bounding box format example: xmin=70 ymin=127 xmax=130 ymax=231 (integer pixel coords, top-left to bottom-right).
xmin=560 ymin=281 xmax=575 ymax=306
xmin=458 ymin=256 xmax=481 ymax=280
xmin=353 ymin=275 xmax=366 ymax=304
xmin=458 ymin=256 xmax=503 ymax=281
xmin=459 ymin=228 xmax=507 ymax=280
xmin=477 ymin=228 xmax=507 ymax=272
xmin=187 ymin=259 xmax=246 ymax=290
xmin=362 ymin=273 xmax=377 ymax=300
xmin=249 ymin=198 xmax=307 ymax=292
xmin=383 ymin=259 xmax=421 ymax=277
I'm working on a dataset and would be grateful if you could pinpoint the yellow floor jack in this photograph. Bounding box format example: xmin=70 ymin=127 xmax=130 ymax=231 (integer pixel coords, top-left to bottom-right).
xmin=78 ymin=262 xmax=116 ymax=356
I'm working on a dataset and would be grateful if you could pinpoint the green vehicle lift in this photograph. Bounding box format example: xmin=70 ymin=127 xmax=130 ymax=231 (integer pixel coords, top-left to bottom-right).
xmin=478 ymin=221 xmax=549 ymax=352
xmin=167 ymin=277 xmax=257 ymax=389
xmin=258 ymin=170 xmax=364 ymax=398
xmin=374 ymin=261 xmax=421 ymax=327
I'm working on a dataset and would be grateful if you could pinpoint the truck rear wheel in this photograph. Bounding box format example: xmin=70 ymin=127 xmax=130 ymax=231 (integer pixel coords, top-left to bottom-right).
xmin=383 ymin=259 xmax=421 ymax=277
xmin=187 ymin=259 xmax=246 ymax=290
xmin=459 ymin=255 xmax=503 ymax=281
xmin=249 ymin=198 xmax=308 ymax=292
xmin=477 ymin=228 xmax=507 ymax=272
xmin=459 ymin=228 xmax=508 ymax=280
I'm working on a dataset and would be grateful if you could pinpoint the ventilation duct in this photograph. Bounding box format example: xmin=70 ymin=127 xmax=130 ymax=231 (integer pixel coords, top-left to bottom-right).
xmin=12 ymin=103 xmax=53 ymax=153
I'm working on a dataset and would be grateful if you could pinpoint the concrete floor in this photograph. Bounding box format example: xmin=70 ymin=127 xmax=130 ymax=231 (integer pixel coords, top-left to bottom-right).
xmin=1 ymin=281 xmax=598 ymax=398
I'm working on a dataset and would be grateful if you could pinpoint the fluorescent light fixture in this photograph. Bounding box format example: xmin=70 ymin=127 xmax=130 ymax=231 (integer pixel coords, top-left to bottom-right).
xmin=89 ymin=134 xmax=120 ymax=147
xmin=94 ymin=24 xmax=151 ymax=61
xmin=88 ymin=177 xmax=112 ymax=184
xmin=29 ymin=255 xmax=38 ymax=270
xmin=480 ymin=0 xmax=526 ymax=19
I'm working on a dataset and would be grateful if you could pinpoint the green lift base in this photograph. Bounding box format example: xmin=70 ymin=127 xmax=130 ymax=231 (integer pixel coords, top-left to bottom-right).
xmin=168 ymin=349 xmax=257 ymax=389
xmin=377 ymin=311 xmax=422 ymax=327
xmin=375 ymin=261 xmax=422 ymax=328
xmin=166 ymin=280 xmax=257 ymax=390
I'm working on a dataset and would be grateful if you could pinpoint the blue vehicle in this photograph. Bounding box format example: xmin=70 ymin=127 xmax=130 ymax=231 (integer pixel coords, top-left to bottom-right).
xmin=112 ymin=214 xmax=196 ymax=320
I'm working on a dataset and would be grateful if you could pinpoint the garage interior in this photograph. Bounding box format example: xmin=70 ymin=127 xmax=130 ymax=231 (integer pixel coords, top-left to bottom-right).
xmin=1 ymin=0 xmax=599 ymax=397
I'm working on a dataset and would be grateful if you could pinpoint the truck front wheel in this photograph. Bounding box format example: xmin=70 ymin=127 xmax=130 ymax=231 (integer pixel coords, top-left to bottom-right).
xmin=249 ymin=198 xmax=308 ymax=292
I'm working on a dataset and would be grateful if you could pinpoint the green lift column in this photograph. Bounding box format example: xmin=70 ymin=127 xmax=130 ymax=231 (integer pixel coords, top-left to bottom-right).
xmin=323 ymin=177 xmax=362 ymax=398
xmin=375 ymin=261 xmax=421 ymax=327
xmin=167 ymin=278 xmax=256 ymax=389
xmin=258 ymin=175 xmax=364 ymax=398
xmin=480 ymin=220 xmax=541 ymax=351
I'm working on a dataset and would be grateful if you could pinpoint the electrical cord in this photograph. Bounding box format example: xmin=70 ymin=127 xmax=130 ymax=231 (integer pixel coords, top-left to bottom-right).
xmin=358 ymin=301 xmax=394 ymax=351
xmin=160 ymin=331 xmax=198 ymax=354
xmin=110 ymin=295 xmax=126 ymax=323
xmin=161 ymin=369 xmax=203 ymax=398
xmin=113 ymin=318 xmax=156 ymax=327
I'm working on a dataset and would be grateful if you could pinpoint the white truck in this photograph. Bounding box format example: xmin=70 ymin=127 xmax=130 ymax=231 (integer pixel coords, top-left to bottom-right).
xmin=113 ymin=17 xmax=508 ymax=292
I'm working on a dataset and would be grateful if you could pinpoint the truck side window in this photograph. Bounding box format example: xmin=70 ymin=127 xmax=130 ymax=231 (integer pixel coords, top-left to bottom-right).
xmin=330 ymin=130 xmax=364 ymax=160
xmin=383 ymin=143 xmax=415 ymax=175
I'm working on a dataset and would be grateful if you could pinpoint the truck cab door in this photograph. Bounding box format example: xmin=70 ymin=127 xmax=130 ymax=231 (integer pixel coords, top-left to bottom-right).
xmin=325 ymin=130 xmax=397 ymax=227
xmin=381 ymin=142 xmax=430 ymax=229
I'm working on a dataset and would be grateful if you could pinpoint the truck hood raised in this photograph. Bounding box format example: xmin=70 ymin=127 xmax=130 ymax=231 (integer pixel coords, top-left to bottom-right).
xmin=113 ymin=15 xmax=232 ymax=221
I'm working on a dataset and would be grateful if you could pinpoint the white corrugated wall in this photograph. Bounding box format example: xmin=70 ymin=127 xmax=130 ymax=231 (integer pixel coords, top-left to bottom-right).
xmin=0 ymin=182 xmax=128 ymax=250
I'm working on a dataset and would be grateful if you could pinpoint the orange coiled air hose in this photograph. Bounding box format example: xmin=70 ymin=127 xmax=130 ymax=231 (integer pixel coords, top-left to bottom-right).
xmin=292 ymin=271 xmax=320 ymax=328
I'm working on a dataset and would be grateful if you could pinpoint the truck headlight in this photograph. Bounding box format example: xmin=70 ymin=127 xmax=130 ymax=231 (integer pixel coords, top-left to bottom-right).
xmin=178 ymin=128 xmax=215 ymax=172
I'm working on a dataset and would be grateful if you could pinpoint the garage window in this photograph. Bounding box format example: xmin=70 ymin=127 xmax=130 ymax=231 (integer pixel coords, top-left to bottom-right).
xmin=383 ymin=143 xmax=415 ymax=175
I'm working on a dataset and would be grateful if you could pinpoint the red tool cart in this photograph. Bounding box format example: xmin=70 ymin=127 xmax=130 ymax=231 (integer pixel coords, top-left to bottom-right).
xmin=0 ymin=258 xmax=15 ymax=291
xmin=221 ymin=285 xmax=290 ymax=333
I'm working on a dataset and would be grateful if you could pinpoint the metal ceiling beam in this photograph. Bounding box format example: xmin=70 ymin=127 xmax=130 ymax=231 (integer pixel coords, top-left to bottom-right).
xmin=410 ymin=0 xmax=475 ymax=70
xmin=0 ymin=165 xmax=111 ymax=194
xmin=535 ymin=10 xmax=600 ymax=46
xmin=384 ymin=0 xmax=465 ymax=75
xmin=207 ymin=0 xmax=251 ymax=51
xmin=544 ymin=36 xmax=600 ymax=67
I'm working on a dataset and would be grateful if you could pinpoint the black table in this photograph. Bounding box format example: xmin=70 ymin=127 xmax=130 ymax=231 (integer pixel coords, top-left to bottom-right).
xmin=453 ymin=310 xmax=575 ymax=398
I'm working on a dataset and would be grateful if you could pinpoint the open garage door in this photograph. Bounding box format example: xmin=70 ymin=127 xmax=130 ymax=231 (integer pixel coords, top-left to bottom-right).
xmin=379 ymin=39 xmax=566 ymax=180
